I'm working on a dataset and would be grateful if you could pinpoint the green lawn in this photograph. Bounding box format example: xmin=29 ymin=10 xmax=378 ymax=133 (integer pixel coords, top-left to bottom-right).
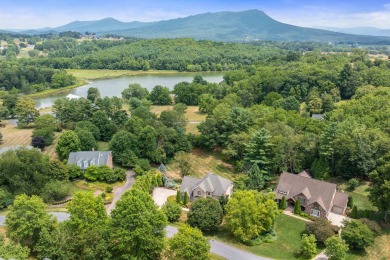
xmin=210 ymin=214 xmax=308 ymax=260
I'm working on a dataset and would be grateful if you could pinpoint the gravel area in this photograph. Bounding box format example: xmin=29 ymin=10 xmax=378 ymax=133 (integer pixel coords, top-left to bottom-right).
xmin=152 ymin=187 xmax=177 ymax=208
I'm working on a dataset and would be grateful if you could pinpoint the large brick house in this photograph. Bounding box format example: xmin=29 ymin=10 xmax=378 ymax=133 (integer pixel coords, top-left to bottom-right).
xmin=67 ymin=151 xmax=113 ymax=170
xmin=180 ymin=173 xmax=233 ymax=201
xmin=275 ymin=171 xmax=348 ymax=219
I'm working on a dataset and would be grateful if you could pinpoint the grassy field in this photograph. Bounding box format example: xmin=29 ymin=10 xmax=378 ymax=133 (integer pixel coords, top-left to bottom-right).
xmin=338 ymin=182 xmax=377 ymax=211
xmin=27 ymin=79 xmax=85 ymax=98
xmin=166 ymin=148 xmax=239 ymax=181
xmin=0 ymin=120 xmax=58 ymax=159
xmin=210 ymin=214 xmax=307 ymax=260
xmin=151 ymin=105 xmax=207 ymax=134
xmin=67 ymin=69 xmax=178 ymax=80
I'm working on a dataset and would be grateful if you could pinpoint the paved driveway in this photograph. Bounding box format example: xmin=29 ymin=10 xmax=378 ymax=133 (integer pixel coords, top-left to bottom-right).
xmin=106 ymin=170 xmax=136 ymax=214
xmin=328 ymin=212 xmax=349 ymax=227
xmin=152 ymin=187 xmax=177 ymax=208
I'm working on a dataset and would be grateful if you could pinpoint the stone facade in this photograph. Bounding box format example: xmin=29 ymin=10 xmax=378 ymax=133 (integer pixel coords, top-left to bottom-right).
xmin=305 ymin=202 xmax=328 ymax=219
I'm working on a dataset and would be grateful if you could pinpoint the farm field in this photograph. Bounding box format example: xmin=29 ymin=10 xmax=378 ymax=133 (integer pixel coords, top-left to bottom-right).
xmin=0 ymin=120 xmax=58 ymax=159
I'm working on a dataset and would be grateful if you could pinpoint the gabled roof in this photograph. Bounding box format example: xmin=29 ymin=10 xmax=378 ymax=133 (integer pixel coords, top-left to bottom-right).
xmin=67 ymin=151 xmax=111 ymax=168
xmin=276 ymin=172 xmax=337 ymax=213
xmin=298 ymin=170 xmax=311 ymax=178
xmin=332 ymin=191 xmax=349 ymax=209
xmin=180 ymin=173 xmax=232 ymax=196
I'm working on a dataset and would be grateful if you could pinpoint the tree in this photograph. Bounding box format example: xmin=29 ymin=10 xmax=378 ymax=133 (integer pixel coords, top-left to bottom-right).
xmin=15 ymin=96 xmax=39 ymax=128
xmin=75 ymin=128 xmax=97 ymax=151
xmin=176 ymin=190 xmax=182 ymax=204
xmin=350 ymin=205 xmax=358 ymax=219
xmin=188 ymin=198 xmax=223 ymax=232
xmin=0 ymin=235 xmax=30 ymax=260
xmin=183 ymin=192 xmax=189 ymax=205
xmin=41 ymin=180 xmax=71 ymax=203
xmin=279 ymin=196 xmax=287 ymax=210
xmin=121 ymin=83 xmax=149 ymax=100
xmin=31 ymin=136 xmax=46 ymax=149
xmin=198 ymin=93 xmax=218 ymax=114
xmin=369 ymin=152 xmax=390 ymax=223
xmin=347 ymin=178 xmax=359 ymax=190
xmin=110 ymin=130 xmax=139 ymax=167
xmin=244 ymin=128 xmax=273 ymax=179
xmin=56 ymin=130 xmax=81 ymax=160
xmin=32 ymin=127 xmax=55 ymax=146
xmin=5 ymin=194 xmax=56 ymax=251
xmin=87 ymin=87 xmax=101 ymax=102
xmin=246 ymin=163 xmax=265 ymax=191
xmin=110 ymin=189 xmax=167 ymax=259
xmin=224 ymin=190 xmax=279 ymax=242
xmin=75 ymin=121 xmax=101 ymax=140
xmin=149 ymin=85 xmax=171 ymax=105
xmin=34 ymin=114 xmax=60 ymax=131
xmin=167 ymin=224 xmax=210 ymax=260
xmin=294 ymin=199 xmax=301 ymax=214
xmin=306 ymin=218 xmax=338 ymax=244
xmin=311 ymin=158 xmax=329 ymax=180
xmin=325 ymin=236 xmax=349 ymax=260
xmin=300 ymin=234 xmax=317 ymax=259
xmin=90 ymin=110 xmax=117 ymax=141
xmin=162 ymin=200 xmax=182 ymax=222
xmin=174 ymin=151 xmax=192 ymax=177
xmin=65 ymin=191 xmax=109 ymax=259
xmin=341 ymin=220 xmax=374 ymax=250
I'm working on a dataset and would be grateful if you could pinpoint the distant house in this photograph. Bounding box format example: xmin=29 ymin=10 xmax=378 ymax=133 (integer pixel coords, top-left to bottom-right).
xmin=311 ymin=113 xmax=324 ymax=120
xmin=0 ymin=145 xmax=35 ymax=155
xmin=275 ymin=172 xmax=348 ymax=219
xmin=180 ymin=173 xmax=233 ymax=201
xmin=67 ymin=151 xmax=113 ymax=170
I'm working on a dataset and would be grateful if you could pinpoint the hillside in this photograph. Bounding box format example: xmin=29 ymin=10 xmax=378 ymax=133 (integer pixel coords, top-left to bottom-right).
xmin=7 ymin=10 xmax=390 ymax=43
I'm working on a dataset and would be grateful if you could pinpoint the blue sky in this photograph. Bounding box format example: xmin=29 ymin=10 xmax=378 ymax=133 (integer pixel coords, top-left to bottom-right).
xmin=1 ymin=0 xmax=390 ymax=29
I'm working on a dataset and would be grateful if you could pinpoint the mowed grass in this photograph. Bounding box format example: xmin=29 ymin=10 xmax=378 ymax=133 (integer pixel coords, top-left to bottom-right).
xmin=151 ymin=105 xmax=207 ymax=134
xmin=67 ymin=69 xmax=177 ymax=80
xmin=338 ymin=182 xmax=377 ymax=211
xmin=166 ymin=148 xmax=238 ymax=181
xmin=0 ymin=120 xmax=59 ymax=159
xmin=210 ymin=214 xmax=307 ymax=260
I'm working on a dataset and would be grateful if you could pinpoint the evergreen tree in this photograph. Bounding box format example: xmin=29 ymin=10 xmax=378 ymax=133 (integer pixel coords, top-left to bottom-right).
xmin=246 ymin=163 xmax=265 ymax=190
xmin=279 ymin=196 xmax=287 ymax=210
xmin=176 ymin=190 xmax=182 ymax=204
xmin=183 ymin=192 xmax=189 ymax=205
xmin=294 ymin=199 xmax=301 ymax=214
xmin=244 ymin=128 xmax=273 ymax=179
xmin=350 ymin=205 xmax=358 ymax=219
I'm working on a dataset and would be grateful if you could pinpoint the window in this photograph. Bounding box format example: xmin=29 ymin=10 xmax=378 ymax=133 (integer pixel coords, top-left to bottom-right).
xmin=299 ymin=197 xmax=306 ymax=205
xmin=197 ymin=191 xmax=201 ymax=195
xmin=310 ymin=209 xmax=320 ymax=217
xmin=83 ymin=161 xmax=88 ymax=168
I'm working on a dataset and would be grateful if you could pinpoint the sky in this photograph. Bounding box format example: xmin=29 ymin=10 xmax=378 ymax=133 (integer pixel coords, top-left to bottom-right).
xmin=1 ymin=0 xmax=390 ymax=29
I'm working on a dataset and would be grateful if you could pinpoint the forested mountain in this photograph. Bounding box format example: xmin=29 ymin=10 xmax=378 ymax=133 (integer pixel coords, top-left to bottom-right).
xmin=9 ymin=10 xmax=390 ymax=43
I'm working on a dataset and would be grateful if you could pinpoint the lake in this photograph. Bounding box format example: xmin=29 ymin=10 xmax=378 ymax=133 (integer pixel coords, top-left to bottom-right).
xmin=35 ymin=72 xmax=224 ymax=109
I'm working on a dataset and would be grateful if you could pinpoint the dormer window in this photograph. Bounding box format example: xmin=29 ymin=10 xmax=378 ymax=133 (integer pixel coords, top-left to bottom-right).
xmin=83 ymin=161 xmax=88 ymax=168
xmin=90 ymin=159 xmax=95 ymax=166
xmin=278 ymin=190 xmax=287 ymax=195
xmin=77 ymin=161 xmax=82 ymax=167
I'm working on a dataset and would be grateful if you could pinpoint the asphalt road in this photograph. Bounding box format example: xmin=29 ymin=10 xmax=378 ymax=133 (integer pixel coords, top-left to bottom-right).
xmin=106 ymin=170 xmax=136 ymax=214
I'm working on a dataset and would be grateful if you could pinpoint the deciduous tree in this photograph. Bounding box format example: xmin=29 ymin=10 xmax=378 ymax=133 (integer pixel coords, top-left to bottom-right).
xmin=188 ymin=198 xmax=223 ymax=232
xmin=56 ymin=130 xmax=81 ymax=160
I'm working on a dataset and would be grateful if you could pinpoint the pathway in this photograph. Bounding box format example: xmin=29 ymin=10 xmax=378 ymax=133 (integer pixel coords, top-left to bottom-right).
xmin=166 ymin=225 xmax=270 ymax=260
xmin=106 ymin=170 xmax=136 ymax=214
xmin=283 ymin=206 xmax=312 ymax=222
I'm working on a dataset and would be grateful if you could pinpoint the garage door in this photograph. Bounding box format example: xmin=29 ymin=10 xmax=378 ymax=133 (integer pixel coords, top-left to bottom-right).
xmin=331 ymin=205 xmax=344 ymax=214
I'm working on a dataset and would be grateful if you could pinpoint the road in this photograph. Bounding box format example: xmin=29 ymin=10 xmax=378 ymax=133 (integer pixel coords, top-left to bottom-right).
xmin=166 ymin=226 xmax=269 ymax=260
xmin=106 ymin=170 xmax=136 ymax=214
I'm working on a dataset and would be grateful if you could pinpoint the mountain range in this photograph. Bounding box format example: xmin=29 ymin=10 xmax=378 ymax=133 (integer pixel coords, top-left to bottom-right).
xmin=4 ymin=10 xmax=390 ymax=43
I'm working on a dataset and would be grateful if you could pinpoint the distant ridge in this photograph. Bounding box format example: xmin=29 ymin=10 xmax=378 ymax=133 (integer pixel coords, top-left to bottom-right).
xmin=4 ymin=10 xmax=390 ymax=43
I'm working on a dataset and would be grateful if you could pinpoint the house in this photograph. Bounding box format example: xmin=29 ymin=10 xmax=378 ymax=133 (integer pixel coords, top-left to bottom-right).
xmin=275 ymin=171 xmax=348 ymax=219
xmin=67 ymin=151 xmax=113 ymax=170
xmin=66 ymin=94 xmax=81 ymax=100
xmin=311 ymin=113 xmax=324 ymax=120
xmin=180 ymin=173 xmax=233 ymax=201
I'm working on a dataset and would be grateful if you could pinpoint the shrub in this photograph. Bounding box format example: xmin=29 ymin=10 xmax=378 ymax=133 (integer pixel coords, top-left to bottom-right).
xmin=136 ymin=158 xmax=150 ymax=171
xmin=167 ymin=195 xmax=176 ymax=203
xmin=0 ymin=188 xmax=13 ymax=208
xmin=347 ymin=178 xmax=360 ymax=190
xmin=67 ymin=164 xmax=83 ymax=179
xmin=133 ymin=165 xmax=145 ymax=176
xmin=306 ymin=218 xmax=339 ymax=244
xmin=341 ymin=220 xmax=374 ymax=250
xmin=106 ymin=186 xmax=113 ymax=193
xmin=84 ymin=165 xmax=100 ymax=181
xmin=187 ymin=198 xmax=223 ymax=232
xmin=162 ymin=201 xmax=182 ymax=222
xmin=176 ymin=190 xmax=182 ymax=204
xmin=41 ymin=181 xmax=71 ymax=203
xmin=300 ymin=234 xmax=317 ymax=259
xmin=112 ymin=168 xmax=126 ymax=182
xmin=347 ymin=195 xmax=354 ymax=208
xmin=359 ymin=218 xmax=382 ymax=234
xmin=183 ymin=192 xmax=189 ymax=205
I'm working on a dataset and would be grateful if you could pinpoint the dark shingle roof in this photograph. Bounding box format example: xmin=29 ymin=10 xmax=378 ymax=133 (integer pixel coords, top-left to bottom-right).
xmin=67 ymin=151 xmax=111 ymax=169
xmin=276 ymin=172 xmax=337 ymax=213
xmin=180 ymin=173 xmax=232 ymax=196
xmin=333 ymin=191 xmax=348 ymax=209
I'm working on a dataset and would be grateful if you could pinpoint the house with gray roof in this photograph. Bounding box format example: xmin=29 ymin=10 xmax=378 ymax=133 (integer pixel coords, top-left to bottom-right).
xmin=180 ymin=173 xmax=233 ymax=201
xmin=67 ymin=151 xmax=113 ymax=170
xmin=275 ymin=171 xmax=348 ymax=219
